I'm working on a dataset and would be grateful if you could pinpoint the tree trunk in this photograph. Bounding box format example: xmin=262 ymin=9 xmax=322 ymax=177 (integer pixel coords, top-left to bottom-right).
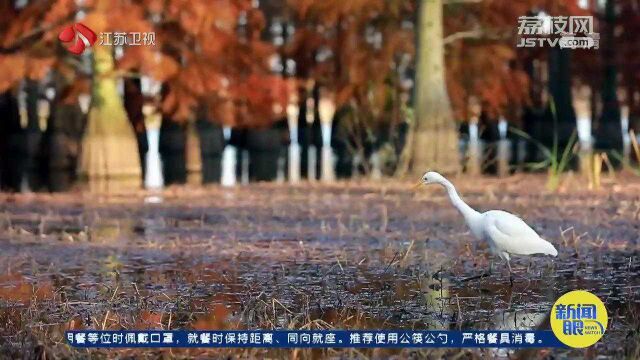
xmin=0 ymin=90 xmax=22 ymax=191
xmin=123 ymin=77 xmax=148 ymax=180
xmin=246 ymin=126 xmax=283 ymax=182
xmin=159 ymin=116 xmax=187 ymax=185
xmin=594 ymin=0 xmax=623 ymax=154
xmin=196 ymin=117 xmax=224 ymax=184
xmin=79 ymin=45 xmax=141 ymax=181
xmin=411 ymin=0 xmax=460 ymax=175
xmin=546 ymin=47 xmax=577 ymax=166
xmin=25 ymin=79 xmax=44 ymax=190
xmin=47 ymin=101 xmax=85 ymax=191
xmin=298 ymin=88 xmax=310 ymax=179
xmin=186 ymin=121 xmax=202 ymax=184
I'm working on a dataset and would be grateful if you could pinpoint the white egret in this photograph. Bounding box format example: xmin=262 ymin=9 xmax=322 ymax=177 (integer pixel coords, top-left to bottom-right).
xmin=417 ymin=171 xmax=558 ymax=284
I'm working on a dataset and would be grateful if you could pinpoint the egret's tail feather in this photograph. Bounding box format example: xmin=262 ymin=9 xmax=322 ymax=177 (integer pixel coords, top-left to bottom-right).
xmin=541 ymin=239 xmax=558 ymax=256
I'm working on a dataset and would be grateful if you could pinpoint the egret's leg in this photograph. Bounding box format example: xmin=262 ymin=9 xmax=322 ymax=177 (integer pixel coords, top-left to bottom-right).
xmin=478 ymin=259 xmax=493 ymax=279
xmin=488 ymin=249 xmax=502 ymax=276
xmin=507 ymin=260 xmax=514 ymax=286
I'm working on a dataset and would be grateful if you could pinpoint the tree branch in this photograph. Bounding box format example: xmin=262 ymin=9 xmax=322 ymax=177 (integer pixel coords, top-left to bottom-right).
xmin=443 ymin=29 xmax=511 ymax=45
xmin=0 ymin=26 xmax=52 ymax=54
xmin=443 ymin=0 xmax=483 ymax=5
xmin=0 ymin=11 xmax=80 ymax=54
xmin=443 ymin=29 xmax=483 ymax=45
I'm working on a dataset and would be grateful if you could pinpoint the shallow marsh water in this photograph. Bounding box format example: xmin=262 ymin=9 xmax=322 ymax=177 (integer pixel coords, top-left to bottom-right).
xmin=0 ymin=175 xmax=638 ymax=359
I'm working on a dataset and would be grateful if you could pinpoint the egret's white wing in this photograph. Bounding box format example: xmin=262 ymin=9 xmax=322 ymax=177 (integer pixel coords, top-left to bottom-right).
xmin=484 ymin=210 xmax=556 ymax=256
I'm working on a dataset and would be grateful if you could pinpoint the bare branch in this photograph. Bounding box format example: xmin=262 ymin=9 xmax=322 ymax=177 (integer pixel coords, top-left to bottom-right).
xmin=0 ymin=11 xmax=80 ymax=54
xmin=443 ymin=29 xmax=484 ymax=45
xmin=443 ymin=0 xmax=483 ymax=5
xmin=0 ymin=25 xmax=53 ymax=54
xmin=443 ymin=29 xmax=512 ymax=45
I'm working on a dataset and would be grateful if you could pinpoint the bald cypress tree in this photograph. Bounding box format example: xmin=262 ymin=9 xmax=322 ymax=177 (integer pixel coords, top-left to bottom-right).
xmin=412 ymin=0 xmax=460 ymax=175
xmin=78 ymin=43 xmax=141 ymax=181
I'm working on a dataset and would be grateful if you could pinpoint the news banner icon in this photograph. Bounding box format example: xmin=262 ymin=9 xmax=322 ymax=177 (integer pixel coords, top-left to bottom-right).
xmin=58 ymin=23 xmax=97 ymax=55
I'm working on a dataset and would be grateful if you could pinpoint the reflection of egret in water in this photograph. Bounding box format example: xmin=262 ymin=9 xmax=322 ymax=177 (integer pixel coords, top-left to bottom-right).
xmin=446 ymin=276 xmax=553 ymax=355
xmin=493 ymin=310 xmax=551 ymax=358
xmin=488 ymin=285 xmax=551 ymax=358
xmin=420 ymin=272 xmax=453 ymax=330
xmin=443 ymin=281 xmax=555 ymax=357
xmin=493 ymin=306 xmax=549 ymax=331
xmin=396 ymin=255 xmax=454 ymax=330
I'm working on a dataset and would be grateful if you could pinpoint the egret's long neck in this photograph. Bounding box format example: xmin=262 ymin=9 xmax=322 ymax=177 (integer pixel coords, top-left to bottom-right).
xmin=440 ymin=179 xmax=480 ymax=223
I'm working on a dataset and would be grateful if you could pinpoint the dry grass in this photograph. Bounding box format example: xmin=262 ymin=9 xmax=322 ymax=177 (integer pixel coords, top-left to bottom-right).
xmin=0 ymin=174 xmax=638 ymax=359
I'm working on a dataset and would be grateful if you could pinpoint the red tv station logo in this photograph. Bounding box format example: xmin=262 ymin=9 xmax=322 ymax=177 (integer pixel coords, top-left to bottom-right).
xmin=58 ymin=23 xmax=97 ymax=55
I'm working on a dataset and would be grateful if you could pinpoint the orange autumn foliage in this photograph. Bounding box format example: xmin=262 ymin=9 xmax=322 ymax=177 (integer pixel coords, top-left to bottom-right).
xmin=2 ymin=0 xmax=630 ymax=128
xmin=444 ymin=0 xmax=588 ymax=121
xmin=0 ymin=0 xmax=289 ymax=127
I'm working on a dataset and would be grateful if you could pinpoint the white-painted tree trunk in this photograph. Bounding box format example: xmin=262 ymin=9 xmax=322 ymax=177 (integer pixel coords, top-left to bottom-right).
xmin=574 ymin=84 xmax=593 ymax=175
xmin=497 ymin=117 xmax=510 ymax=177
xmin=308 ymin=145 xmax=317 ymax=181
xmin=320 ymin=122 xmax=335 ymax=182
xmin=622 ymin=105 xmax=631 ymax=159
xmin=241 ymin=149 xmax=249 ymax=185
xmin=221 ymin=146 xmax=237 ymax=187
xmin=145 ymin=127 xmax=163 ymax=189
xmin=370 ymin=152 xmax=382 ymax=180
xmin=467 ymin=122 xmax=481 ymax=175
xmin=288 ymin=143 xmax=301 ymax=184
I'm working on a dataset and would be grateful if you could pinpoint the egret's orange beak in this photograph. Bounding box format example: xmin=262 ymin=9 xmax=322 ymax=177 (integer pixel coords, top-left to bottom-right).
xmin=413 ymin=181 xmax=424 ymax=190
